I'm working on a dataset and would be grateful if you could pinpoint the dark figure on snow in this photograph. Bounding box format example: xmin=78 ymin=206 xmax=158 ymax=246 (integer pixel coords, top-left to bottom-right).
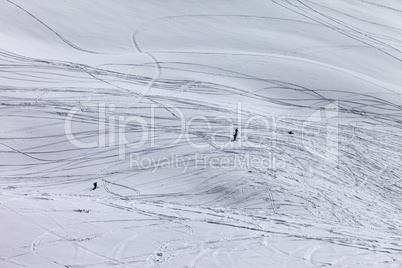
xmin=233 ymin=128 xmax=238 ymax=141
xmin=288 ymin=131 xmax=294 ymax=135
xmin=93 ymin=182 xmax=98 ymax=190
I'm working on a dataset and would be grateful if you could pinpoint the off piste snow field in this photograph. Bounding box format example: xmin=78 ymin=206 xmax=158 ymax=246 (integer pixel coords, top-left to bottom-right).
xmin=1 ymin=0 xmax=402 ymax=267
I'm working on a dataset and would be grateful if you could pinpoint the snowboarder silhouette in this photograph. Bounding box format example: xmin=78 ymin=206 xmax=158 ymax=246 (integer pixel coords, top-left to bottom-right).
xmin=92 ymin=182 xmax=98 ymax=190
xmin=232 ymin=128 xmax=238 ymax=141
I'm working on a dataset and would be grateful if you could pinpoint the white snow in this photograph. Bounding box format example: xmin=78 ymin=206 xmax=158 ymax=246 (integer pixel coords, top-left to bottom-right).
xmin=1 ymin=0 xmax=402 ymax=267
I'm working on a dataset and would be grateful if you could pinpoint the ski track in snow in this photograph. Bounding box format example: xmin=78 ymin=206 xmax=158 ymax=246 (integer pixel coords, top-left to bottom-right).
xmin=1 ymin=0 xmax=402 ymax=267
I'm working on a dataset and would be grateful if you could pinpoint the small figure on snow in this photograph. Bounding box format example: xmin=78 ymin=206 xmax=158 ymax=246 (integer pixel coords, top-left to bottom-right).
xmin=232 ymin=128 xmax=239 ymax=141
xmin=288 ymin=131 xmax=294 ymax=135
xmin=92 ymin=182 xmax=98 ymax=190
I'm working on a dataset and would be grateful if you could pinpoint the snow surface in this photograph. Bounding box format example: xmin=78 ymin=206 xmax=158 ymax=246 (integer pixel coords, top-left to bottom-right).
xmin=1 ymin=0 xmax=402 ymax=267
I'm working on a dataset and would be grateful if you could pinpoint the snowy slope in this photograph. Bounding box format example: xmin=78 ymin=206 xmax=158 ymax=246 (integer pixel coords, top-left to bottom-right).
xmin=1 ymin=0 xmax=402 ymax=267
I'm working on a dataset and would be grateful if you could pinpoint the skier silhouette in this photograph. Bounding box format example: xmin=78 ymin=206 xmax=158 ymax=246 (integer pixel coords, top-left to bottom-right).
xmin=92 ymin=182 xmax=98 ymax=190
xmin=232 ymin=128 xmax=238 ymax=141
